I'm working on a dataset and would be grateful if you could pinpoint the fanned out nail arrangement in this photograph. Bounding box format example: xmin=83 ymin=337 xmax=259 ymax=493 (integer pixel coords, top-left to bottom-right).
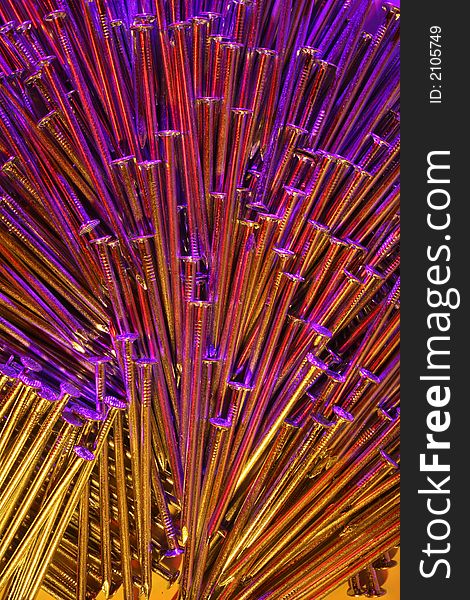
xmin=0 ymin=1 xmax=399 ymax=599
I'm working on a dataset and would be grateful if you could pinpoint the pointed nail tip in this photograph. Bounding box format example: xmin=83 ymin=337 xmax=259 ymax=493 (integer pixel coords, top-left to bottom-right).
xmin=101 ymin=582 xmax=111 ymax=598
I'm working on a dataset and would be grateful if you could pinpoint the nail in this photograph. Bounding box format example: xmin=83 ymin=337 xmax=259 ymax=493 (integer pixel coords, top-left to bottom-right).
xmin=77 ymin=480 xmax=90 ymax=600
xmin=0 ymin=453 xmax=84 ymax=583
xmin=181 ymin=300 xmax=211 ymax=557
xmin=91 ymin=236 xmax=130 ymax=332
xmin=191 ymin=17 xmax=210 ymax=97
xmin=202 ymin=419 xmax=297 ymax=597
xmin=111 ymin=406 xmax=135 ymax=600
xmin=155 ymin=564 xmax=180 ymax=589
xmin=325 ymin=166 xmax=372 ymax=230
xmin=309 ymin=240 xmax=363 ymax=313
xmin=137 ymin=162 xmax=175 ymax=339
xmin=213 ymin=226 xmax=255 ymax=400
xmin=347 ymin=574 xmax=365 ymax=596
xmin=309 ymin=369 xmax=347 ymax=413
xmin=131 ymin=15 xmax=158 ymax=158
xmin=15 ymin=20 xmax=46 ymax=60
xmin=110 ymin=156 xmax=145 ymax=234
xmin=0 ymin=379 xmax=77 ymax=490
xmin=227 ymin=457 xmax=398 ymax=599
xmin=133 ymin=231 xmax=175 ymax=353
xmin=240 ymin=409 xmax=352 ymax=580
xmin=0 ymin=411 xmax=79 ymax=535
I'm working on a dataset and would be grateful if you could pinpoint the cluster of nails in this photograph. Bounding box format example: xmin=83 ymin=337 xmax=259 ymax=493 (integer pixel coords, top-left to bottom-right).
xmin=0 ymin=0 xmax=399 ymax=599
